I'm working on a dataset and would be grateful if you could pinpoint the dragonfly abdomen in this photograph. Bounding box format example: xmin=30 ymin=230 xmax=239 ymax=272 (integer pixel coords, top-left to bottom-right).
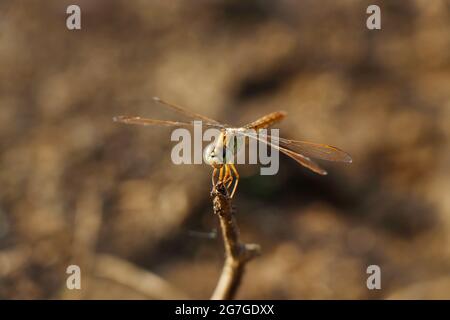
xmin=244 ymin=111 xmax=287 ymax=130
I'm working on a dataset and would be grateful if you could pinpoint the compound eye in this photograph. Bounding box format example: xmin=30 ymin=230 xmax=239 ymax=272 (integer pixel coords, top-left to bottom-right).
xmin=204 ymin=143 xmax=216 ymax=163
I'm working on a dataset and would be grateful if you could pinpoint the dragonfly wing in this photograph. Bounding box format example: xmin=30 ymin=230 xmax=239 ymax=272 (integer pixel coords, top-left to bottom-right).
xmin=257 ymin=134 xmax=352 ymax=163
xmin=279 ymin=139 xmax=352 ymax=163
xmin=152 ymin=97 xmax=227 ymax=127
xmin=113 ymin=116 xmax=224 ymax=128
xmin=237 ymin=130 xmax=328 ymax=175
xmin=278 ymin=145 xmax=328 ymax=175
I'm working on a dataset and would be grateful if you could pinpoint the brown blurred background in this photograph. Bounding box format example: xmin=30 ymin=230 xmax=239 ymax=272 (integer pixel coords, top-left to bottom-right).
xmin=0 ymin=0 xmax=449 ymax=299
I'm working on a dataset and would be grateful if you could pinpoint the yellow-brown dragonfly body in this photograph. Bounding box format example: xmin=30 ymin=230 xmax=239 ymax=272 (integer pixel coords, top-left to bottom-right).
xmin=114 ymin=97 xmax=352 ymax=198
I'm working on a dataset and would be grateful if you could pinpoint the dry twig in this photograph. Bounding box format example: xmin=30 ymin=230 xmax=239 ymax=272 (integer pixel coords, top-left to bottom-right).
xmin=211 ymin=182 xmax=260 ymax=300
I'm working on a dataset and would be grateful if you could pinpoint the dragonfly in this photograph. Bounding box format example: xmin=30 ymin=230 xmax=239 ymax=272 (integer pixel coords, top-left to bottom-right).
xmin=113 ymin=97 xmax=352 ymax=198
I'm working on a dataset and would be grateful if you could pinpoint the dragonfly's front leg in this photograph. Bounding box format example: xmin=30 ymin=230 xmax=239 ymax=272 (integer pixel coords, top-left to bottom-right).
xmin=211 ymin=166 xmax=223 ymax=195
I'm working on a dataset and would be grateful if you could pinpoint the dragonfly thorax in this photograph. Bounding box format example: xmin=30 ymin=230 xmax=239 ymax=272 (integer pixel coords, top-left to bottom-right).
xmin=204 ymin=131 xmax=244 ymax=168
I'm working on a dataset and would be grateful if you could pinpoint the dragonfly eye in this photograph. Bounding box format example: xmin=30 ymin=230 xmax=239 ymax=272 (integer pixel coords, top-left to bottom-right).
xmin=204 ymin=143 xmax=216 ymax=163
xmin=204 ymin=142 xmax=224 ymax=166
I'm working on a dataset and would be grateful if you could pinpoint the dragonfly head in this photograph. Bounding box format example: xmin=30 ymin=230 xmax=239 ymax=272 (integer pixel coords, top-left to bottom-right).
xmin=204 ymin=142 xmax=224 ymax=168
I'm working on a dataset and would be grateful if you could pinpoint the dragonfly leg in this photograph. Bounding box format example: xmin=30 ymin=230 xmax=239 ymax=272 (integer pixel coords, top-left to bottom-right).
xmin=211 ymin=167 xmax=218 ymax=194
xmin=223 ymin=164 xmax=230 ymax=184
xmin=218 ymin=166 xmax=224 ymax=183
xmin=229 ymin=164 xmax=239 ymax=198
xmin=226 ymin=177 xmax=234 ymax=190
xmin=224 ymin=165 xmax=234 ymax=189
xmin=211 ymin=168 xmax=218 ymax=185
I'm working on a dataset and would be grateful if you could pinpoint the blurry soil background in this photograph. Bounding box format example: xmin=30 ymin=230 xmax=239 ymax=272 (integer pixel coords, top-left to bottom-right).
xmin=0 ymin=0 xmax=449 ymax=299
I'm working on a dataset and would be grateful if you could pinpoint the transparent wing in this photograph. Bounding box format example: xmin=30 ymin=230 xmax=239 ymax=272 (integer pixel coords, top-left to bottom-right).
xmin=237 ymin=130 xmax=328 ymax=175
xmin=256 ymin=133 xmax=352 ymax=163
xmin=152 ymin=97 xmax=227 ymax=127
xmin=113 ymin=116 xmax=224 ymax=128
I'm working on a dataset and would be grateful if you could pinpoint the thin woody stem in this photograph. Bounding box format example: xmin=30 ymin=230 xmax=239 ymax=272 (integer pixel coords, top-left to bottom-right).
xmin=210 ymin=182 xmax=260 ymax=300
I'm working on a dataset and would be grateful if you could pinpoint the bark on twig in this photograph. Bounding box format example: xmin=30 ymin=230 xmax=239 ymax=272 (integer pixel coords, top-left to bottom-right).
xmin=211 ymin=182 xmax=260 ymax=300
